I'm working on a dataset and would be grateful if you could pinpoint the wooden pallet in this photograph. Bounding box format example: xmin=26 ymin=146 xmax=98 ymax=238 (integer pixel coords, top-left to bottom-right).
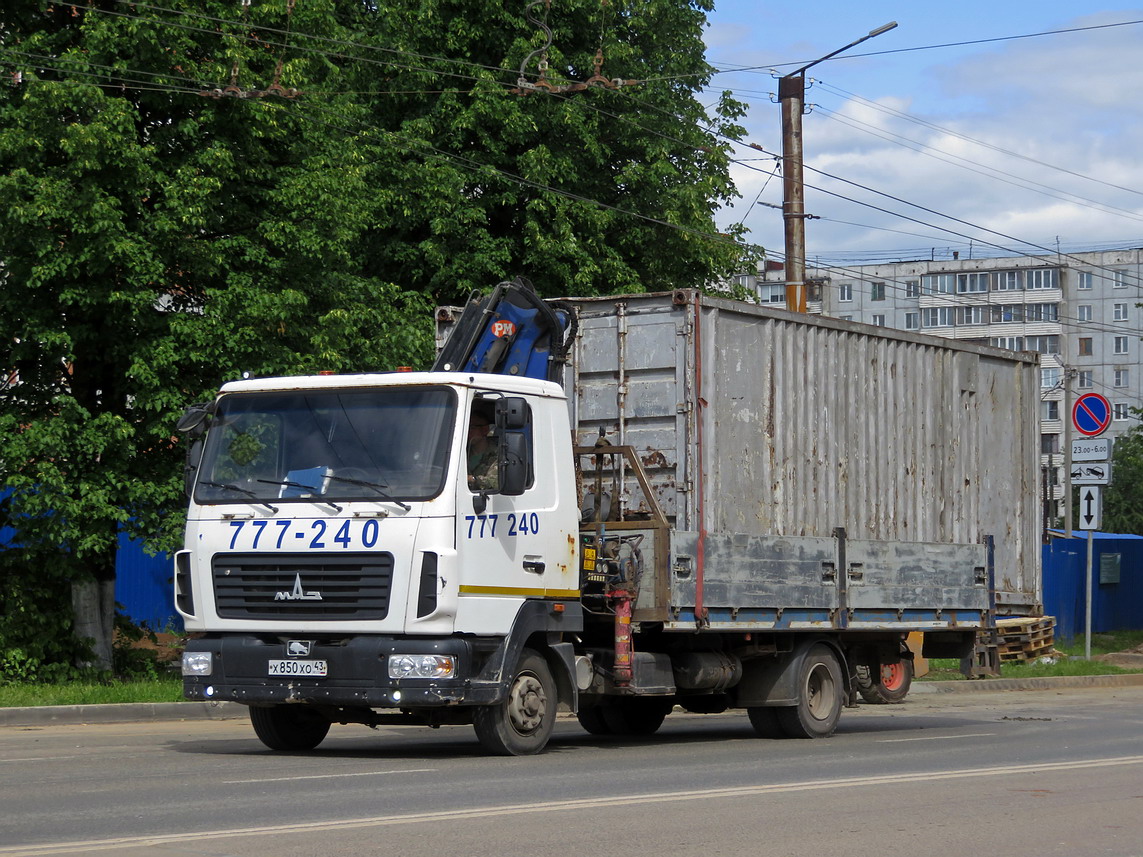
xmin=995 ymin=616 xmax=1056 ymax=663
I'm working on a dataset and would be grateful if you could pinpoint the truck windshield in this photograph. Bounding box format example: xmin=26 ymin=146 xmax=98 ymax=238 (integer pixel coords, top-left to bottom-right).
xmin=193 ymin=386 xmax=456 ymax=505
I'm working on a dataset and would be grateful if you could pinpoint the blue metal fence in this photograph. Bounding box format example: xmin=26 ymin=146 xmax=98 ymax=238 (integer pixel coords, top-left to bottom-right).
xmin=1042 ymin=532 xmax=1143 ymax=642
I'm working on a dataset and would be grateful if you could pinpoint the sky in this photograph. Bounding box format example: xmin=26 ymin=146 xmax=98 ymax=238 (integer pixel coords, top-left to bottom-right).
xmin=700 ymin=2 xmax=1143 ymax=266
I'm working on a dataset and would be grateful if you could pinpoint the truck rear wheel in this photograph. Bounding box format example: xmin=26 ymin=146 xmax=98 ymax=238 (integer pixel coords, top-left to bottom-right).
xmin=249 ymin=705 xmax=331 ymax=751
xmin=746 ymin=706 xmax=783 ymax=738
xmin=855 ymin=660 xmax=913 ymax=704
xmin=601 ymin=698 xmax=672 ymax=736
xmin=473 ymin=648 xmax=557 ymax=756
xmin=576 ymin=701 xmax=613 ymax=735
xmin=776 ymin=644 xmax=843 ymax=739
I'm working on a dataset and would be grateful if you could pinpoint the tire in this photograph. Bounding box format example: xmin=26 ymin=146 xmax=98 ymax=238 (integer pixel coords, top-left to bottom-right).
xmin=576 ymin=701 xmax=614 ymax=736
xmin=249 ymin=705 xmax=331 ymax=751
xmin=775 ymin=644 xmax=844 ymax=739
xmin=856 ymin=659 xmax=913 ymax=704
xmin=473 ymin=648 xmax=557 ymax=756
xmin=600 ymin=698 xmax=672 ymax=736
xmin=746 ymin=706 xmax=783 ymax=738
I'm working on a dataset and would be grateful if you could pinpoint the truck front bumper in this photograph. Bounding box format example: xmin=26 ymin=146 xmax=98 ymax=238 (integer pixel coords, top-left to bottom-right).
xmin=182 ymin=634 xmax=504 ymax=709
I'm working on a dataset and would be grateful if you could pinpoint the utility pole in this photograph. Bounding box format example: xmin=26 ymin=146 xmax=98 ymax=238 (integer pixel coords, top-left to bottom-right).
xmin=779 ymin=22 xmax=897 ymax=313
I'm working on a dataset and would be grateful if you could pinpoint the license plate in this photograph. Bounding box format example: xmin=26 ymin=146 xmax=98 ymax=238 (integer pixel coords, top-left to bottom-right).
xmin=268 ymin=659 xmax=328 ymax=677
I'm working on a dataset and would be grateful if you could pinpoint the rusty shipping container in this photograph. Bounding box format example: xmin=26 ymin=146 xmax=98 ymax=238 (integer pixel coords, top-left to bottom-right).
xmin=559 ymin=290 xmax=1041 ymax=621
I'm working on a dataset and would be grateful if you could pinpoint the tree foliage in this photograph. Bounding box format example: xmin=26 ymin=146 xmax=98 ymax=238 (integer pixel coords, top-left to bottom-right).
xmin=0 ymin=0 xmax=752 ymax=673
xmin=1102 ymin=422 xmax=1143 ymax=536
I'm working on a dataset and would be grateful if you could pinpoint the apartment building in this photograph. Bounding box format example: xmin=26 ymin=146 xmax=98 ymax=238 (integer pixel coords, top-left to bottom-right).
xmin=732 ymin=248 xmax=1143 ymax=517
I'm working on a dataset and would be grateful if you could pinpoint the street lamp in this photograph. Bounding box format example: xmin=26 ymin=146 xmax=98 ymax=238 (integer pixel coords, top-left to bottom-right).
xmin=780 ymin=22 xmax=897 ymax=313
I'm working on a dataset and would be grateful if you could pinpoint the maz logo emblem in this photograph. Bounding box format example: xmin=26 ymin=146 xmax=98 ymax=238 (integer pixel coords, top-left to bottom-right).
xmin=274 ymin=573 xmax=322 ymax=602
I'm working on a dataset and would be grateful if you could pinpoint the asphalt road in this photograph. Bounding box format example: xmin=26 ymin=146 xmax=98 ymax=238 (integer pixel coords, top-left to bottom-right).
xmin=3 ymin=685 xmax=1143 ymax=857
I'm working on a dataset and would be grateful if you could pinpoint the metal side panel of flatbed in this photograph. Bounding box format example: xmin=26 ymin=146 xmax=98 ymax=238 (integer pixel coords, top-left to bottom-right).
xmin=562 ymin=290 xmax=1041 ymax=617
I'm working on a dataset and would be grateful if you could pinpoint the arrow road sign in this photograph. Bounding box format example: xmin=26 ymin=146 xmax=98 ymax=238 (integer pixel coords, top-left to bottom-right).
xmin=1078 ymin=486 xmax=1102 ymax=530
xmin=1073 ymin=393 xmax=1112 ymax=437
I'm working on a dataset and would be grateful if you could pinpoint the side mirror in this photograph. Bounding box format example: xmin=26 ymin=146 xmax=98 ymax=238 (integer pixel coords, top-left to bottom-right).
xmin=498 ymin=431 xmax=529 ymax=496
xmin=496 ymin=397 xmax=528 ymax=430
xmin=176 ymin=402 xmax=215 ymax=437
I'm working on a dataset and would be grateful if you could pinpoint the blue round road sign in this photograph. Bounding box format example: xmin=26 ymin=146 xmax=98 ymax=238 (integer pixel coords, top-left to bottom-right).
xmin=1073 ymin=392 xmax=1112 ymax=437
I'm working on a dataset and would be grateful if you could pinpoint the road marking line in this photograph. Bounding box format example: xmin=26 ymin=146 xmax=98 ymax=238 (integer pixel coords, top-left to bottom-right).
xmin=4 ymin=755 xmax=1143 ymax=856
xmin=223 ymin=768 xmax=435 ymax=784
xmin=877 ymin=732 xmax=996 ymax=742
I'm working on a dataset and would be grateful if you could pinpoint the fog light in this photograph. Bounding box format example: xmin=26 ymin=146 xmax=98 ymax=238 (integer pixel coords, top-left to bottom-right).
xmin=182 ymin=652 xmax=213 ymax=676
xmin=387 ymin=654 xmax=457 ymax=679
xmin=204 ymin=685 xmax=215 ymax=698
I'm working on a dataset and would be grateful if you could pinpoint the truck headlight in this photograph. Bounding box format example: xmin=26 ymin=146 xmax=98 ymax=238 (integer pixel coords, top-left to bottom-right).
xmin=388 ymin=654 xmax=456 ymax=679
xmin=182 ymin=652 xmax=214 ymax=676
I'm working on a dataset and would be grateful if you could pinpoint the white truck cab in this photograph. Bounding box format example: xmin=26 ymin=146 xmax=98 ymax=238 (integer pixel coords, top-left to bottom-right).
xmin=178 ymin=371 xmax=584 ymax=755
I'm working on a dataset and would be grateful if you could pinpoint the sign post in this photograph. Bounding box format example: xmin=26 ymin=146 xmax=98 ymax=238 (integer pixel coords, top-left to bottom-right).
xmin=1077 ymin=484 xmax=1103 ymax=660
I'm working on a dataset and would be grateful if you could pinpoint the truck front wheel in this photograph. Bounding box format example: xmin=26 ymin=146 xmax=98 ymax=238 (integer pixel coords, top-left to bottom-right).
xmin=249 ymin=704 xmax=331 ymax=751
xmin=473 ymin=648 xmax=557 ymax=756
xmin=775 ymin=644 xmax=844 ymax=739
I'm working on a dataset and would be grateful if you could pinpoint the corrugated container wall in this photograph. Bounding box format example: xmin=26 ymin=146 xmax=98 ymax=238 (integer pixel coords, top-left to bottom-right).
xmin=563 ymin=291 xmax=1042 ymax=613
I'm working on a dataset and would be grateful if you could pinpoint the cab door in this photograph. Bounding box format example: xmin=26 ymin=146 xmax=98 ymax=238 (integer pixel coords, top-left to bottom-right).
xmin=452 ymin=392 xmax=578 ymax=634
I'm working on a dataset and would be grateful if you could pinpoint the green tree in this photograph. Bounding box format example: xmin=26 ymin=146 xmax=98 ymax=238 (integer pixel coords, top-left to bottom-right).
xmin=0 ymin=0 xmax=751 ymax=672
xmin=1102 ymin=421 xmax=1143 ymax=535
xmin=343 ymin=0 xmax=751 ymax=300
xmin=0 ymin=1 xmax=432 ymax=672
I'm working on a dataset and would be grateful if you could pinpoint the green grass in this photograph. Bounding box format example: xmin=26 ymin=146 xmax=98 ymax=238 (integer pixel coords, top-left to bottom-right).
xmin=0 ymin=678 xmax=184 ymax=708
xmin=922 ymin=628 xmax=1143 ymax=681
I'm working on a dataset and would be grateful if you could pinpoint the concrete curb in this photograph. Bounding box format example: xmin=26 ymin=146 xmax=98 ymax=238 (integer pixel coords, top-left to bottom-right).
xmin=910 ymin=672 xmax=1143 ymax=694
xmin=3 ymin=674 xmax=1143 ymax=727
xmin=0 ymin=701 xmax=246 ymax=727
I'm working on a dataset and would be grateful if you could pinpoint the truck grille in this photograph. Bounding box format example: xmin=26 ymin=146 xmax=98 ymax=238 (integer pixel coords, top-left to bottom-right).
xmin=212 ymin=553 xmax=394 ymax=620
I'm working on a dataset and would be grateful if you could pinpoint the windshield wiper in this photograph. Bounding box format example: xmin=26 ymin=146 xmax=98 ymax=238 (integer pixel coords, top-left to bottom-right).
xmin=200 ymin=481 xmax=278 ymax=514
xmin=324 ymin=474 xmax=411 ymax=511
xmin=255 ymin=479 xmax=343 ymax=513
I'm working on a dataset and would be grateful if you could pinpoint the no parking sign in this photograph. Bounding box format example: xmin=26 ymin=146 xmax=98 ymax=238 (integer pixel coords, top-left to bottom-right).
xmin=1072 ymin=392 xmax=1112 ymax=437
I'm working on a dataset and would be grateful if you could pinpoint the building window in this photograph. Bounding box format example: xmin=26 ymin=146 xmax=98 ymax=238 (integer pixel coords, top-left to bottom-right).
xmin=1041 ymin=433 xmax=1059 ymax=454
xmin=1041 ymin=400 xmax=1060 ymax=422
xmin=905 ymin=280 xmax=920 ymax=298
xmin=957 ymin=272 xmax=989 ymax=293
xmin=1114 ymin=303 xmax=1129 ymax=321
xmin=839 ymin=314 xmax=853 ymax=321
xmin=870 ymin=282 xmax=886 ymax=301
xmin=991 ymin=304 xmax=1024 ymax=323
xmin=1026 ymin=335 xmax=1059 ymax=354
xmin=1115 ymin=369 xmax=1129 ymax=387
xmin=1041 ymin=367 xmax=1061 ymax=389
xmin=758 ymin=284 xmax=785 ymax=303
xmin=871 ymin=314 xmax=886 ymax=327
xmin=994 ymin=271 xmax=1023 ymax=291
xmin=1114 ymin=403 xmax=1132 ymax=421
xmin=956 ymin=306 xmax=987 ymax=325
xmin=1078 ymin=370 xmax=1093 ymax=389
xmin=1078 ymin=304 xmax=1092 ymax=321
xmin=1026 ymin=268 xmax=1058 ymax=290
xmin=904 ymin=312 xmax=919 ymax=330
xmin=1113 ymin=270 xmax=1129 ymax=288
xmin=1078 ymin=338 xmax=1093 ymax=356
xmin=1115 ymin=336 xmax=1129 ymax=355
xmin=922 ymin=307 xmax=953 ymax=328
xmin=991 ymin=336 xmax=1024 ymax=351
xmin=922 ymin=274 xmax=954 ymax=295
xmin=1077 ymin=271 xmax=1093 ymax=290
xmin=1025 ymin=303 xmax=1058 ymax=321
xmin=838 ymin=283 xmax=853 ymax=302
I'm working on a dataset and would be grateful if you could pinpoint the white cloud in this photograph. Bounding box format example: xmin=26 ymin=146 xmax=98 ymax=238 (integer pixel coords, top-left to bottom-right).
xmin=712 ymin=8 xmax=1143 ymax=260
